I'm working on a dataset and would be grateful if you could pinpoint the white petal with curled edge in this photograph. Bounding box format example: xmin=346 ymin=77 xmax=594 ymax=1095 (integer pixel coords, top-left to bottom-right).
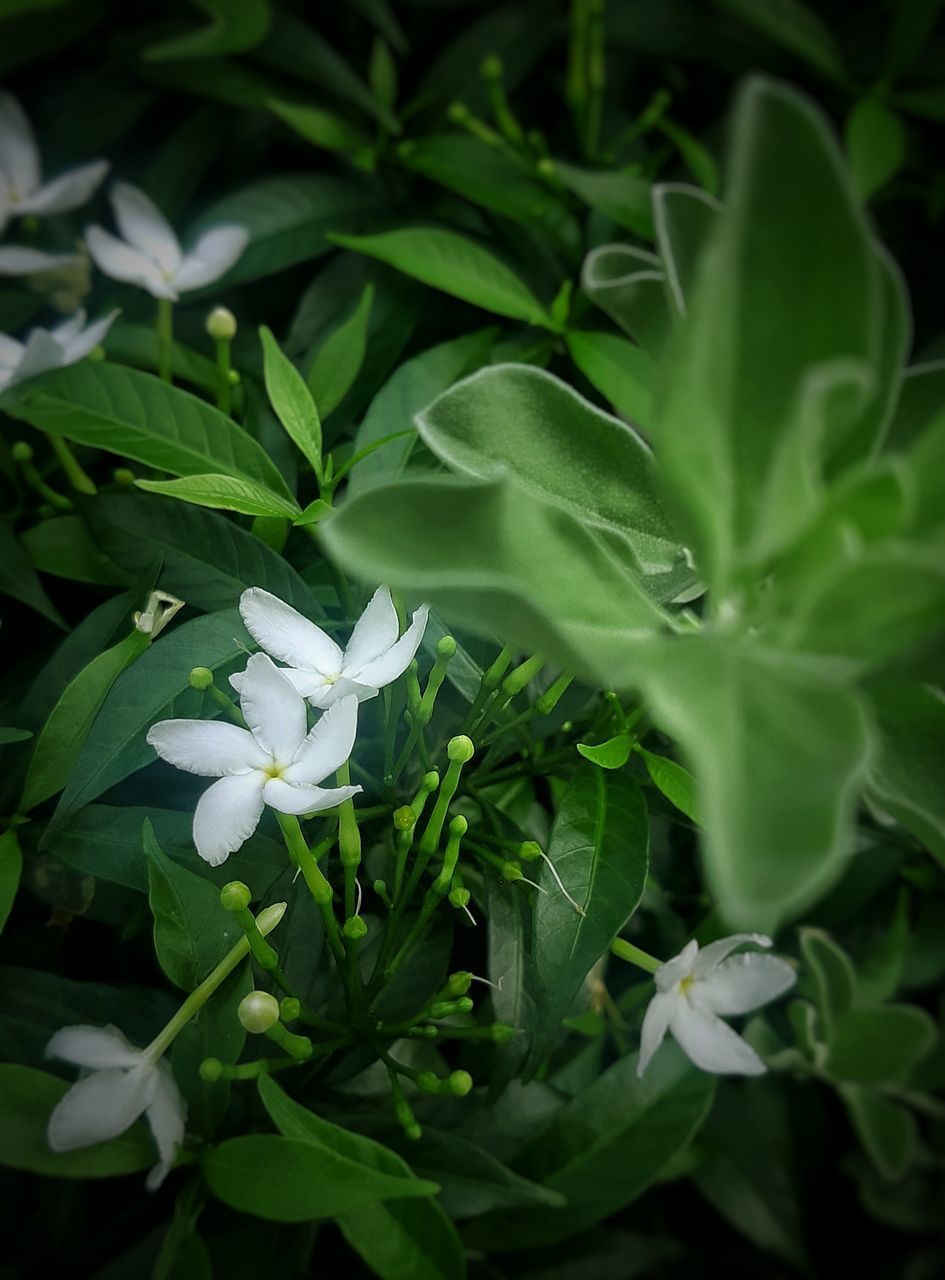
xmin=60 ymin=308 xmax=120 ymax=363
xmin=17 ymin=159 xmax=109 ymax=217
xmin=111 ymin=181 xmax=180 ymax=274
xmin=47 ymin=1064 xmax=157 ymax=1152
xmin=696 ymin=952 xmax=796 ymax=1017
xmin=238 ymin=652 xmax=307 ymax=764
xmin=654 ymin=938 xmax=699 ymax=993
xmin=147 ymin=719 xmax=268 ymax=777
xmin=637 ymin=991 xmax=674 ymax=1077
xmin=350 ymin=604 xmax=430 ymax=687
xmin=144 ymin=1063 xmax=187 ymax=1191
xmin=0 ymin=246 xmax=81 ymax=276
xmin=691 ymin=933 xmax=772 ymax=978
xmin=0 ymin=92 xmax=40 ymax=198
xmin=85 ymin=225 xmax=178 ymax=300
xmin=263 ymin=778 xmax=361 ymax=815
xmin=669 ymin=999 xmax=767 ymax=1076
xmin=192 ymin=773 xmax=265 ymax=866
xmin=239 ymin=588 xmax=343 ymax=675
xmin=284 ymin=695 xmax=359 ymax=786
xmin=171 ymin=224 xmax=248 ymax=292
xmin=10 ymin=328 xmax=66 ymax=384
xmin=342 ymin=587 xmax=400 ymax=674
xmin=46 ymin=1024 xmax=142 ymax=1070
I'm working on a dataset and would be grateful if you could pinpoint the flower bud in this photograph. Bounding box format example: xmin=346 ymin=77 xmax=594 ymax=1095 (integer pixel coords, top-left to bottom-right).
xmin=501 ymin=861 xmax=523 ymax=881
xmin=280 ymin=997 xmax=301 ymax=1022
xmin=393 ymin=805 xmax=415 ymax=831
xmin=257 ymin=901 xmax=288 ymax=935
xmin=220 ymin=881 xmax=251 ymax=912
xmin=480 ymin=54 xmax=503 ymax=79
xmin=446 ymin=971 xmax=472 ymax=997
xmin=88 ymin=345 xmax=106 ymax=362
xmin=238 ymin=990 xmax=280 ymax=1034
xmin=518 ymin=841 xmax=542 ymax=862
xmin=449 ymin=814 xmax=468 ymax=838
xmin=537 ymin=157 xmax=556 ymax=179
xmin=11 ymin=441 xmax=32 ymax=463
xmin=490 ymin=1022 xmax=516 ymax=1043
xmin=447 ymin=735 xmax=474 ymax=763
xmin=448 ymin=101 xmax=470 ymax=125
xmin=206 ymin=306 xmax=237 ymax=341
xmin=189 ymin=666 xmax=214 ymax=691
xmin=449 ymin=886 xmax=471 ymax=909
xmin=344 ymin=915 xmax=368 ymax=940
xmin=200 ymin=1057 xmax=223 ymax=1082
xmin=448 ymin=1070 xmax=473 ymax=1096
xmin=416 ymin=1071 xmax=440 ymax=1094
xmin=436 ymin=635 xmax=457 ymax=659
xmin=113 ymin=467 xmax=135 ymax=486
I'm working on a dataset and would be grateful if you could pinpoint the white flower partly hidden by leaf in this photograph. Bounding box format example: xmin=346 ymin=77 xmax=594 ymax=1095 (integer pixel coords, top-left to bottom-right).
xmin=46 ymin=1024 xmax=185 ymax=1191
xmin=86 ymin=182 xmax=247 ymax=301
xmin=638 ymin=933 xmax=796 ymax=1077
xmin=235 ymin=586 xmax=430 ymax=710
xmin=147 ymin=652 xmax=361 ymax=865
xmin=0 ymin=307 xmax=118 ymax=393
xmin=0 ymin=92 xmax=108 ymax=235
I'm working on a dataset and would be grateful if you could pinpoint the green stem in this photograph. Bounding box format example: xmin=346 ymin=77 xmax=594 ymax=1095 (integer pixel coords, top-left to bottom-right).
xmin=274 ymin=812 xmax=344 ymax=966
xmin=610 ymin=937 xmax=662 ymax=974
xmin=156 ymin=299 xmax=174 ymax=383
xmin=215 ymin=337 xmax=232 ymax=415
xmin=49 ymin=434 xmax=96 ymax=494
xmin=336 ymin=761 xmax=362 ymax=919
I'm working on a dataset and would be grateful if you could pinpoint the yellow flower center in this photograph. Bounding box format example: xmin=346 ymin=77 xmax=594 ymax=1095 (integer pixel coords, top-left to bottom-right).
xmin=264 ymin=764 xmax=285 ymax=780
xmin=678 ymin=975 xmax=695 ymax=996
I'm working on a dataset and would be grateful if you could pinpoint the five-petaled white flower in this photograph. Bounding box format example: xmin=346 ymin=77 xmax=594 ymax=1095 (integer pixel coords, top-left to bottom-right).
xmin=0 ymin=307 xmax=118 ymax=393
xmin=46 ymin=1024 xmax=186 ymax=1191
xmin=147 ymin=652 xmax=361 ymax=866
xmin=86 ymin=182 xmax=247 ymax=301
xmin=0 ymin=92 xmax=108 ymax=235
xmin=235 ymin=586 xmax=430 ymax=710
xmin=638 ymin=933 xmax=796 ymax=1077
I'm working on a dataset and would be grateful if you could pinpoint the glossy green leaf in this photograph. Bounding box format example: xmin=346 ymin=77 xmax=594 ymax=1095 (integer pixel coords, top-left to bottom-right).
xmin=565 ymin=330 xmax=656 ymax=428
xmin=0 ymin=830 xmax=22 ymax=934
xmin=827 ymin=1004 xmax=937 ymax=1083
xmin=867 ymin=679 xmax=945 ymax=866
xmin=846 ymin=99 xmax=906 ymax=200
xmin=21 ymin=515 xmax=131 ymax=587
xmin=0 ymin=727 xmax=31 ymax=744
xmin=658 ymin=118 xmax=719 ymax=194
xmin=0 ymin=521 xmax=65 ymax=628
xmin=144 ymin=0 xmax=271 ymax=61
xmin=637 ymin=746 xmax=699 ymax=822
xmin=715 ymin=0 xmax=848 ymax=84
xmin=267 ymin=98 xmax=372 ymax=157
xmin=552 ymin=160 xmax=653 ymax=239
xmin=402 ymin=1130 xmax=564 ymax=1219
xmin=259 ymin=324 xmax=323 ymax=475
xmin=307 ymin=282 xmax=374 ymax=418
xmin=576 ymin=735 xmax=633 ymax=769
xmin=135 ymin=474 xmax=301 ymax=520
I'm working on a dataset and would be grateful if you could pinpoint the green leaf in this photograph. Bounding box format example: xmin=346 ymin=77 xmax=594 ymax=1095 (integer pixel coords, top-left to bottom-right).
xmin=0 ymin=521 xmax=65 ymax=628
xmin=581 ymin=244 xmax=673 ymax=355
xmin=565 ymin=330 xmax=656 ymax=428
xmin=2 ymin=362 xmax=293 ymax=499
xmin=487 ymin=878 xmax=535 ymax=1089
xmin=798 ymin=927 xmax=857 ymax=1036
xmin=576 ymin=735 xmax=633 ymax=769
xmin=651 ymin=182 xmax=721 ymax=320
xmin=841 ymin=1086 xmax=917 ymax=1179
xmin=321 ymin=473 xmax=666 ymax=685
xmin=134 ymin=473 xmax=302 ymax=520
xmin=637 ymin=746 xmax=699 ymax=823
xmin=259 ymin=325 xmax=323 ymax=476
xmin=634 ymin=637 xmax=872 ymax=929
xmin=21 ymin=515 xmax=131 ymax=587
xmin=827 ymin=1005 xmax=937 ymax=1084
xmin=401 ymin=1130 xmax=565 ymax=1219
xmin=655 ymin=76 xmax=881 ymax=588
xmin=846 ymin=99 xmax=906 ymax=200
xmin=867 ymin=679 xmax=945 ymax=866
xmin=0 ymin=1063 xmax=153 ymax=1178
xmin=307 ymin=283 xmax=374 ymax=419
xmin=144 ymin=0 xmax=271 ymax=61
xmin=0 ymin=830 xmax=22 ymax=934
xmin=21 ymin=626 xmax=150 ymax=812
xmin=145 ymin=819 xmax=239 ymax=991
xmin=552 ymin=160 xmax=653 ymax=239
xmin=658 ymin=118 xmax=719 ymax=195
xmin=525 ymin=770 xmax=648 ymax=1072
xmin=715 ymin=0 xmax=848 ymax=85
xmin=415 ymin=363 xmax=685 ymax=585
xmin=267 ymin=98 xmax=372 ymax=158
xmin=329 ymin=228 xmax=555 ymax=328
xmin=466 ymin=1047 xmax=714 ymax=1248
xmin=0 ymin=727 xmax=31 ymax=744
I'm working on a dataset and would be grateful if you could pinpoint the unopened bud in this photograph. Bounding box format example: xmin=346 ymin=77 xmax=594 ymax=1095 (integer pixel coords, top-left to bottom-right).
xmin=448 ymin=1070 xmax=473 ymax=1096
xmin=518 ymin=841 xmax=542 ymax=862
xmin=480 ymin=54 xmax=503 ymax=79
xmin=344 ymin=915 xmax=368 ymax=940
xmin=437 ymin=635 xmax=457 ymax=659
xmin=393 ymin=805 xmax=415 ymax=831
xmin=446 ymin=971 xmax=472 ymax=997
xmin=220 ymin=880 xmax=251 ymax=912
xmin=88 ymin=345 xmax=106 ymax=362
xmin=491 ymin=1022 xmax=516 ymax=1043
xmin=447 ymin=735 xmax=474 ymax=763
xmin=449 ymin=886 xmax=471 ymax=909
xmin=238 ymin=990 xmax=280 ymax=1034
xmin=113 ymin=467 xmax=135 ymax=486
xmin=280 ymin=997 xmax=301 ymax=1022
xmin=189 ymin=666 xmax=214 ymax=691
xmin=449 ymin=814 xmax=468 ymax=838
xmin=11 ymin=441 xmax=32 ymax=463
xmin=206 ymin=306 xmax=237 ymax=341
xmin=200 ymin=1057 xmax=223 ymax=1082
xmin=448 ymin=101 xmax=470 ymax=124
xmin=502 ymin=861 xmax=524 ymax=881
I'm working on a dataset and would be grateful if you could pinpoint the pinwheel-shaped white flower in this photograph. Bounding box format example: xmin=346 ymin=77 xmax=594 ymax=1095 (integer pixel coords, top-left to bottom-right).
xmin=85 ymin=182 xmax=247 ymax=300
xmin=0 ymin=307 xmax=118 ymax=393
xmin=0 ymin=92 xmax=108 ymax=235
xmin=638 ymin=933 xmax=796 ymax=1077
xmin=46 ymin=1024 xmax=185 ymax=1191
xmin=147 ymin=653 xmax=361 ymax=866
xmin=235 ymin=586 xmax=430 ymax=710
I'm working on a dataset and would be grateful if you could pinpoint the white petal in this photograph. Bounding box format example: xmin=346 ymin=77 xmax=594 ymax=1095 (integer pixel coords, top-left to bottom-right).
xmin=51 ymin=309 xmax=87 ymax=345
xmin=669 ymin=1000 xmax=767 ymax=1076
xmin=696 ymin=953 xmax=796 ymax=1017
xmin=171 ymin=224 xmax=248 ymax=292
xmin=0 ymin=332 xmax=24 ymax=368
xmin=349 ymin=604 xmax=430 ymax=687
xmin=16 ymin=159 xmax=109 ymax=217
xmin=0 ymin=92 xmax=40 ymax=198
xmin=60 ymin=308 xmax=119 ymax=363
xmin=85 ymin=225 xmax=177 ymax=299
xmin=239 ymin=588 xmax=343 ymax=676
xmin=193 ymin=773 xmax=265 ymax=866
xmin=263 ymin=778 xmax=361 ymax=815
xmin=691 ymin=933 xmax=772 ymax=978
xmin=144 ymin=1062 xmax=186 ymax=1191
xmin=147 ymin=718 xmax=268 ymax=777
xmin=637 ymin=991 xmax=674 ymax=1077
xmin=47 ymin=1064 xmax=156 ymax=1151
xmin=342 ymin=587 xmax=400 ymax=674
xmin=111 ymin=181 xmax=180 ymax=274
xmin=654 ymin=938 xmax=699 ymax=993
xmin=238 ymin=652 xmax=307 ymax=764
xmin=46 ymin=1024 xmax=142 ymax=1070
xmin=0 ymin=246 xmax=81 ymax=276
xmin=8 ymin=328 xmax=66 ymax=384
xmin=283 ymin=695 xmax=359 ymax=785
xmin=308 ymin=677 xmax=378 ymax=709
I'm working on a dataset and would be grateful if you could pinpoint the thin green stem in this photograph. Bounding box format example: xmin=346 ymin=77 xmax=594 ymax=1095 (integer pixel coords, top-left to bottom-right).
xmin=49 ymin=435 xmax=96 ymax=494
xmin=215 ymin=337 xmax=232 ymax=415
xmin=610 ymin=936 xmax=662 ymax=974
xmin=274 ymin=812 xmax=344 ymax=966
xmin=156 ymin=298 xmax=174 ymax=383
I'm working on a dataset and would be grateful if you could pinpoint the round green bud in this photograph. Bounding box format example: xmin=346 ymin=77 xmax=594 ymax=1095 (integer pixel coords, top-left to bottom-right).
xmin=206 ymin=306 xmax=237 ymax=341
xmin=436 ymin=635 xmax=457 ymax=659
xmin=448 ymin=1069 xmax=473 ymax=1097
xmin=449 ymin=814 xmax=468 ymax=838
xmin=447 ymin=101 xmax=470 ymax=124
xmin=422 ymin=770 xmax=440 ymax=794
xmin=455 ymin=996 xmax=474 ymax=1014
xmin=11 ymin=441 xmax=32 ymax=463
xmin=373 ymin=878 xmax=388 ymax=896
xmin=446 ymin=971 xmax=472 ymax=997
xmin=449 ymin=886 xmax=471 ymax=909
xmin=518 ymin=840 xmax=542 ymax=863
xmin=280 ymin=997 xmax=301 ymax=1022
xmin=189 ymin=666 xmax=214 ymax=691
xmin=220 ymin=880 xmax=251 ymax=912
xmin=490 ymin=1022 xmax=516 ymax=1043
xmin=501 ymin=861 xmax=524 ymax=882
xmin=228 ymin=369 xmax=241 ymax=385
xmin=393 ymin=805 xmax=415 ymax=831
xmin=113 ymin=467 xmax=135 ymax=486
xmin=238 ymin=990 xmax=281 ymax=1034
xmin=480 ymin=53 xmax=503 ymax=79
xmin=200 ymin=1057 xmax=224 ymax=1082
xmin=416 ymin=1070 xmax=440 ymax=1094
xmin=88 ymin=345 xmax=106 ymax=363
xmin=537 ymin=157 xmax=556 ymax=179
xmin=405 ymin=1121 xmax=422 ymax=1141
xmin=447 ymin=735 xmax=474 ymax=763
xmin=343 ymin=915 xmax=368 ymax=940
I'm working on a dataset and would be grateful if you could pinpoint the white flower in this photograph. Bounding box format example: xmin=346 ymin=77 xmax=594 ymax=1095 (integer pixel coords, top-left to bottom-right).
xmin=46 ymin=1024 xmax=186 ymax=1191
xmin=638 ymin=933 xmax=796 ymax=1077
xmin=147 ymin=653 xmax=361 ymax=866
xmin=0 ymin=92 xmax=108 ymax=235
xmin=0 ymin=245 xmax=82 ymax=277
xmin=235 ymin=586 xmax=430 ymax=710
xmin=0 ymin=307 xmax=118 ymax=393
xmin=85 ymin=182 xmax=247 ymax=301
